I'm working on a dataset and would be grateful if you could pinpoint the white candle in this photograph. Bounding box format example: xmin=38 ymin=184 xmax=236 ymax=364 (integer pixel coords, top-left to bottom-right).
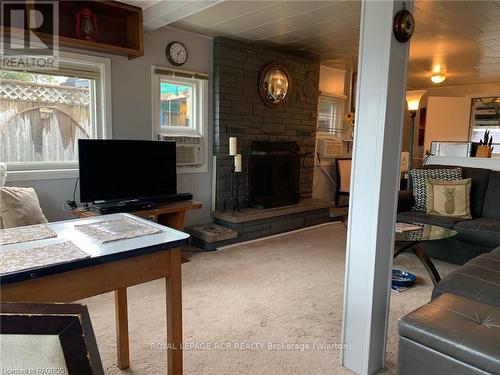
xmin=234 ymin=154 xmax=242 ymax=172
xmin=229 ymin=137 xmax=237 ymax=156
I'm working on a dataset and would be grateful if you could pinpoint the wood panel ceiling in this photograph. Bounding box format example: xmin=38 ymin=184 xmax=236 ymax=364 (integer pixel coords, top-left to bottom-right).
xmin=129 ymin=0 xmax=500 ymax=88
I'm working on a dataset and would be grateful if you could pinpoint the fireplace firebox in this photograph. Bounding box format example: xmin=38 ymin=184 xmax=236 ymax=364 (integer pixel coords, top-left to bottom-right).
xmin=249 ymin=141 xmax=300 ymax=208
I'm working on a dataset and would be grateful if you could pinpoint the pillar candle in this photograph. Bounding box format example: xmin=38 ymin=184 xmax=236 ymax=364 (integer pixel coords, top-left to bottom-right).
xmin=234 ymin=154 xmax=242 ymax=172
xmin=229 ymin=137 xmax=237 ymax=156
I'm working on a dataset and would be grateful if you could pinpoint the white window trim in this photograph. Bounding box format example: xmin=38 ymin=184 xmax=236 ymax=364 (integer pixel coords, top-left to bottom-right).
xmin=151 ymin=66 xmax=209 ymax=174
xmin=4 ymin=51 xmax=112 ymax=182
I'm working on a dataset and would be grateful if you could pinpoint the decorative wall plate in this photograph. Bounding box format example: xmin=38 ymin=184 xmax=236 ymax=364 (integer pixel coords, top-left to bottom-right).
xmin=393 ymin=9 xmax=415 ymax=43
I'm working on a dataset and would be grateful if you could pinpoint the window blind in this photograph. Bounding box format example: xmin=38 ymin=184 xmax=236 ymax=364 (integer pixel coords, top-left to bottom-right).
xmin=318 ymin=95 xmax=344 ymax=135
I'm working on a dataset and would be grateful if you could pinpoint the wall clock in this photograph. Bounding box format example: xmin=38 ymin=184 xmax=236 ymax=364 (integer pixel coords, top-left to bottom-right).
xmin=393 ymin=8 xmax=415 ymax=43
xmin=166 ymin=41 xmax=188 ymax=66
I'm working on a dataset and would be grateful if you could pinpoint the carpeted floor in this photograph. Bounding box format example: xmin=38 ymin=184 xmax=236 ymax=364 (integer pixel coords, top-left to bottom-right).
xmin=80 ymin=223 xmax=458 ymax=375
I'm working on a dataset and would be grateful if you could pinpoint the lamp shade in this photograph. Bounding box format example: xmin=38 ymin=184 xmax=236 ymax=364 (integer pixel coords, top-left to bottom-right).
xmin=405 ymin=90 xmax=426 ymax=111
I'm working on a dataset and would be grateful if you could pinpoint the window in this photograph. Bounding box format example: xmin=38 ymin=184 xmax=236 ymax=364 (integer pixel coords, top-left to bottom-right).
xmin=0 ymin=52 xmax=111 ymax=180
xmin=152 ymin=66 xmax=209 ymax=173
xmin=160 ymin=81 xmax=193 ymax=128
xmin=317 ymin=95 xmax=345 ymax=137
xmin=153 ymin=67 xmax=208 ymax=137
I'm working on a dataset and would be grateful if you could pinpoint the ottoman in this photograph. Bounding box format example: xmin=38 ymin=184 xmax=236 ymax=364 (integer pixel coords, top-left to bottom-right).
xmin=398 ymin=293 xmax=500 ymax=375
xmin=432 ymin=249 xmax=500 ymax=308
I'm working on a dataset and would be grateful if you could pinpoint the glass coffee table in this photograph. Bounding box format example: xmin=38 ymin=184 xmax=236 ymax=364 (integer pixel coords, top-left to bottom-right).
xmin=394 ymin=224 xmax=457 ymax=286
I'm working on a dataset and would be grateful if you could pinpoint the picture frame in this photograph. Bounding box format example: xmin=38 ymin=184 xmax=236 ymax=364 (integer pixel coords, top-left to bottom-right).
xmin=0 ymin=303 xmax=104 ymax=375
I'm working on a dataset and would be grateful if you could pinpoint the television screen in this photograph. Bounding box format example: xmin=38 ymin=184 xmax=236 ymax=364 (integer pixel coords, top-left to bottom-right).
xmin=78 ymin=139 xmax=177 ymax=203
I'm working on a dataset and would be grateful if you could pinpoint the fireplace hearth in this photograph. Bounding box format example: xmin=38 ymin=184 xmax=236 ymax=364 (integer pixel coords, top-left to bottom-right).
xmin=249 ymin=141 xmax=300 ymax=208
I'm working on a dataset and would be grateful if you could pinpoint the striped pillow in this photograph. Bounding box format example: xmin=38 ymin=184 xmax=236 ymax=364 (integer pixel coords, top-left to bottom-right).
xmin=410 ymin=168 xmax=462 ymax=212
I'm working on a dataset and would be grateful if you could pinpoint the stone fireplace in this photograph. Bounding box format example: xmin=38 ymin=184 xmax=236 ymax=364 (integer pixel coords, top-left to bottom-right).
xmin=213 ymin=37 xmax=320 ymax=211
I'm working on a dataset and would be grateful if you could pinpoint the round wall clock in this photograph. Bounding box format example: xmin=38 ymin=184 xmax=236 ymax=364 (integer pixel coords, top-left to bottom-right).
xmin=166 ymin=41 xmax=188 ymax=66
xmin=393 ymin=9 xmax=415 ymax=43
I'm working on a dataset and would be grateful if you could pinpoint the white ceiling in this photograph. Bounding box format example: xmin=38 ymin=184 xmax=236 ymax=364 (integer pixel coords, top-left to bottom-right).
xmin=126 ymin=0 xmax=500 ymax=88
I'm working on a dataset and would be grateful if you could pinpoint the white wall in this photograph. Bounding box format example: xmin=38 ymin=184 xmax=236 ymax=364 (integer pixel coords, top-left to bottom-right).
xmin=7 ymin=27 xmax=214 ymax=226
xmin=424 ymin=96 xmax=471 ymax=153
xmin=319 ymin=65 xmax=346 ymax=96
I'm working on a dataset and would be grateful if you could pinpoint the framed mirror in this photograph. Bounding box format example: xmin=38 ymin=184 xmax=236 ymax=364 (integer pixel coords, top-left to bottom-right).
xmin=259 ymin=64 xmax=291 ymax=107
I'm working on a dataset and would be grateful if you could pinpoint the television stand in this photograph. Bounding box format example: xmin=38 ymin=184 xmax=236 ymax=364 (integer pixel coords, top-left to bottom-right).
xmin=73 ymin=200 xmax=202 ymax=231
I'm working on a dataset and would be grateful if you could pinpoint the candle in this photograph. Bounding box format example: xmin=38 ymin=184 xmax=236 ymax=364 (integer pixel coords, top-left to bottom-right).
xmin=229 ymin=137 xmax=237 ymax=156
xmin=234 ymin=154 xmax=242 ymax=172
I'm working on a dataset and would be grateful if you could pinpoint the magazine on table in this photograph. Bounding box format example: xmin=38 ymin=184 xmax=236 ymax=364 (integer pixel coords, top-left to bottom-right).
xmin=395 ymin=222 xmax=423 ymax=233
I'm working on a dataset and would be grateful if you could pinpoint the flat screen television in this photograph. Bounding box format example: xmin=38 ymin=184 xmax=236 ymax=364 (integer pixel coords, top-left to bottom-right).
xmin=78 ymin=139 xmax=177 ymax=203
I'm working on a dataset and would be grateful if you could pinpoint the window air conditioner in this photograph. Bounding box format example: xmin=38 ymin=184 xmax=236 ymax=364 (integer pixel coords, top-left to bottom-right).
xmin=158 ymin=135 xmax=203 ymax=166
xmin=317 ymin=137 xmax=343 ymax=158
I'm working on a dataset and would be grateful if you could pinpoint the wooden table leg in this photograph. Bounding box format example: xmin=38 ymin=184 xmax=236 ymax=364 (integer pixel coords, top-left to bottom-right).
xmin=115 ymin=288 xmax=130 ymax=369
xmin=166 ymin=248 xmax=183 ymax=375
xmin=412 ymin=245 xmax=441 ymax=286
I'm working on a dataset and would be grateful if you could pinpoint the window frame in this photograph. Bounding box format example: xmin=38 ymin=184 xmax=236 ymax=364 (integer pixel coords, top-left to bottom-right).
xmin=3 ymin=51 xmax=112 ymax=182
xmin=151 ymin=66 xmax=209 ymax=174
xmin=159 ymin=78 xmax=196 ymax=131
xmin=152 ymin=70 xmax=207 ymax=138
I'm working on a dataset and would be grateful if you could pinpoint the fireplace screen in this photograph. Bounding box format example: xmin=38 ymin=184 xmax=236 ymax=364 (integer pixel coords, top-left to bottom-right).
xmin=249 ymin=141 xmax=300 ymax=208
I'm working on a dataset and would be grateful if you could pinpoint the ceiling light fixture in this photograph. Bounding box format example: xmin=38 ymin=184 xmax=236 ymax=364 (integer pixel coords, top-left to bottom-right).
xmin=431 ymin=74 xmax=446 ymax=84
xmin=431 ymin=64 xmax=446 ymax=84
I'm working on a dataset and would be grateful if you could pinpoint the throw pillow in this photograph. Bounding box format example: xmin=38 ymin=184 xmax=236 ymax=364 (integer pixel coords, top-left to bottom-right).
xmin=410 ymin=168 xmax=462 ymax=211
xmin=0 ymin=187 xmax=48 ymax=229
xmin=426 ymin=178 xmax=472 ymax=219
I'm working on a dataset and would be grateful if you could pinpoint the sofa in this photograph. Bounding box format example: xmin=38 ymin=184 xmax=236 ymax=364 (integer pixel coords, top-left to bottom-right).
xmin=397 ymin=246 xmax=500 ymax=374
xmin=398 ymin=164 xmax=500 ymax=264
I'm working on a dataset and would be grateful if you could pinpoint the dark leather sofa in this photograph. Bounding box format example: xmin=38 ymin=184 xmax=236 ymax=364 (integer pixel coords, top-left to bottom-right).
xmin=397 ymin=246 xmax=500 ymax=374
xmin=398 ymin=164 xmax=500 ymax=264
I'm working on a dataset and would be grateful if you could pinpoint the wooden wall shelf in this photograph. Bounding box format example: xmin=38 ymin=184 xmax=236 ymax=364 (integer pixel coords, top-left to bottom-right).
xmin=2 ymin=1 xmax=144 ymax=59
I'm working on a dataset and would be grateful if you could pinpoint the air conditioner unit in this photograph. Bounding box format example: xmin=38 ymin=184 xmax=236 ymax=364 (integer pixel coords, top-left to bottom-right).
xmin=158 ymin=135 xmax=203 ymax=166
xmin=317 ymin=137 xmax=343 ymax=158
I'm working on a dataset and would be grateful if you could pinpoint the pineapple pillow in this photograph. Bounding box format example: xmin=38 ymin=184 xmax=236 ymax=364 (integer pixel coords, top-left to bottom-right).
xmin=410 ymin=168 xmax=462 ymax=211
xmin=426 ymin=178 xmax=472 ymax=219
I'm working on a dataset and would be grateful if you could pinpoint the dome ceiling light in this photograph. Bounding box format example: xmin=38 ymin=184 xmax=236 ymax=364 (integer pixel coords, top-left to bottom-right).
xmin=431 ymin=64 xmax=446 ymax=84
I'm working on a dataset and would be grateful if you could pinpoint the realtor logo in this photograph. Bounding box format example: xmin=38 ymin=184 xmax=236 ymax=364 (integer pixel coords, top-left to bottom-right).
xmin=0 ymin=0 xmax=59 ymax=69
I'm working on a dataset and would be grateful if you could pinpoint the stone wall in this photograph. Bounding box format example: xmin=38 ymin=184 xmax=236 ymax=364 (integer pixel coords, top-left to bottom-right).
xmin=213 ymin=37 xmax=320 ymax=210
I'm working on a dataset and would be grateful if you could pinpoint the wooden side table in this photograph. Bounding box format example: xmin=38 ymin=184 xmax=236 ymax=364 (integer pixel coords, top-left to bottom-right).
xmin=72 ymin=201 xmax=201 ymax=373
xmin=73 ymin=200 xmax=202 ymax=231
xmin=1 ymin=214 xmax=190 ymax=375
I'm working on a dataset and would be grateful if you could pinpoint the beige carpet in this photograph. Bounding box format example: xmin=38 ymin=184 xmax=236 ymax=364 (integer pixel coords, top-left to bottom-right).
xmin=80 ymin=223 xmax=458 ymax=374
